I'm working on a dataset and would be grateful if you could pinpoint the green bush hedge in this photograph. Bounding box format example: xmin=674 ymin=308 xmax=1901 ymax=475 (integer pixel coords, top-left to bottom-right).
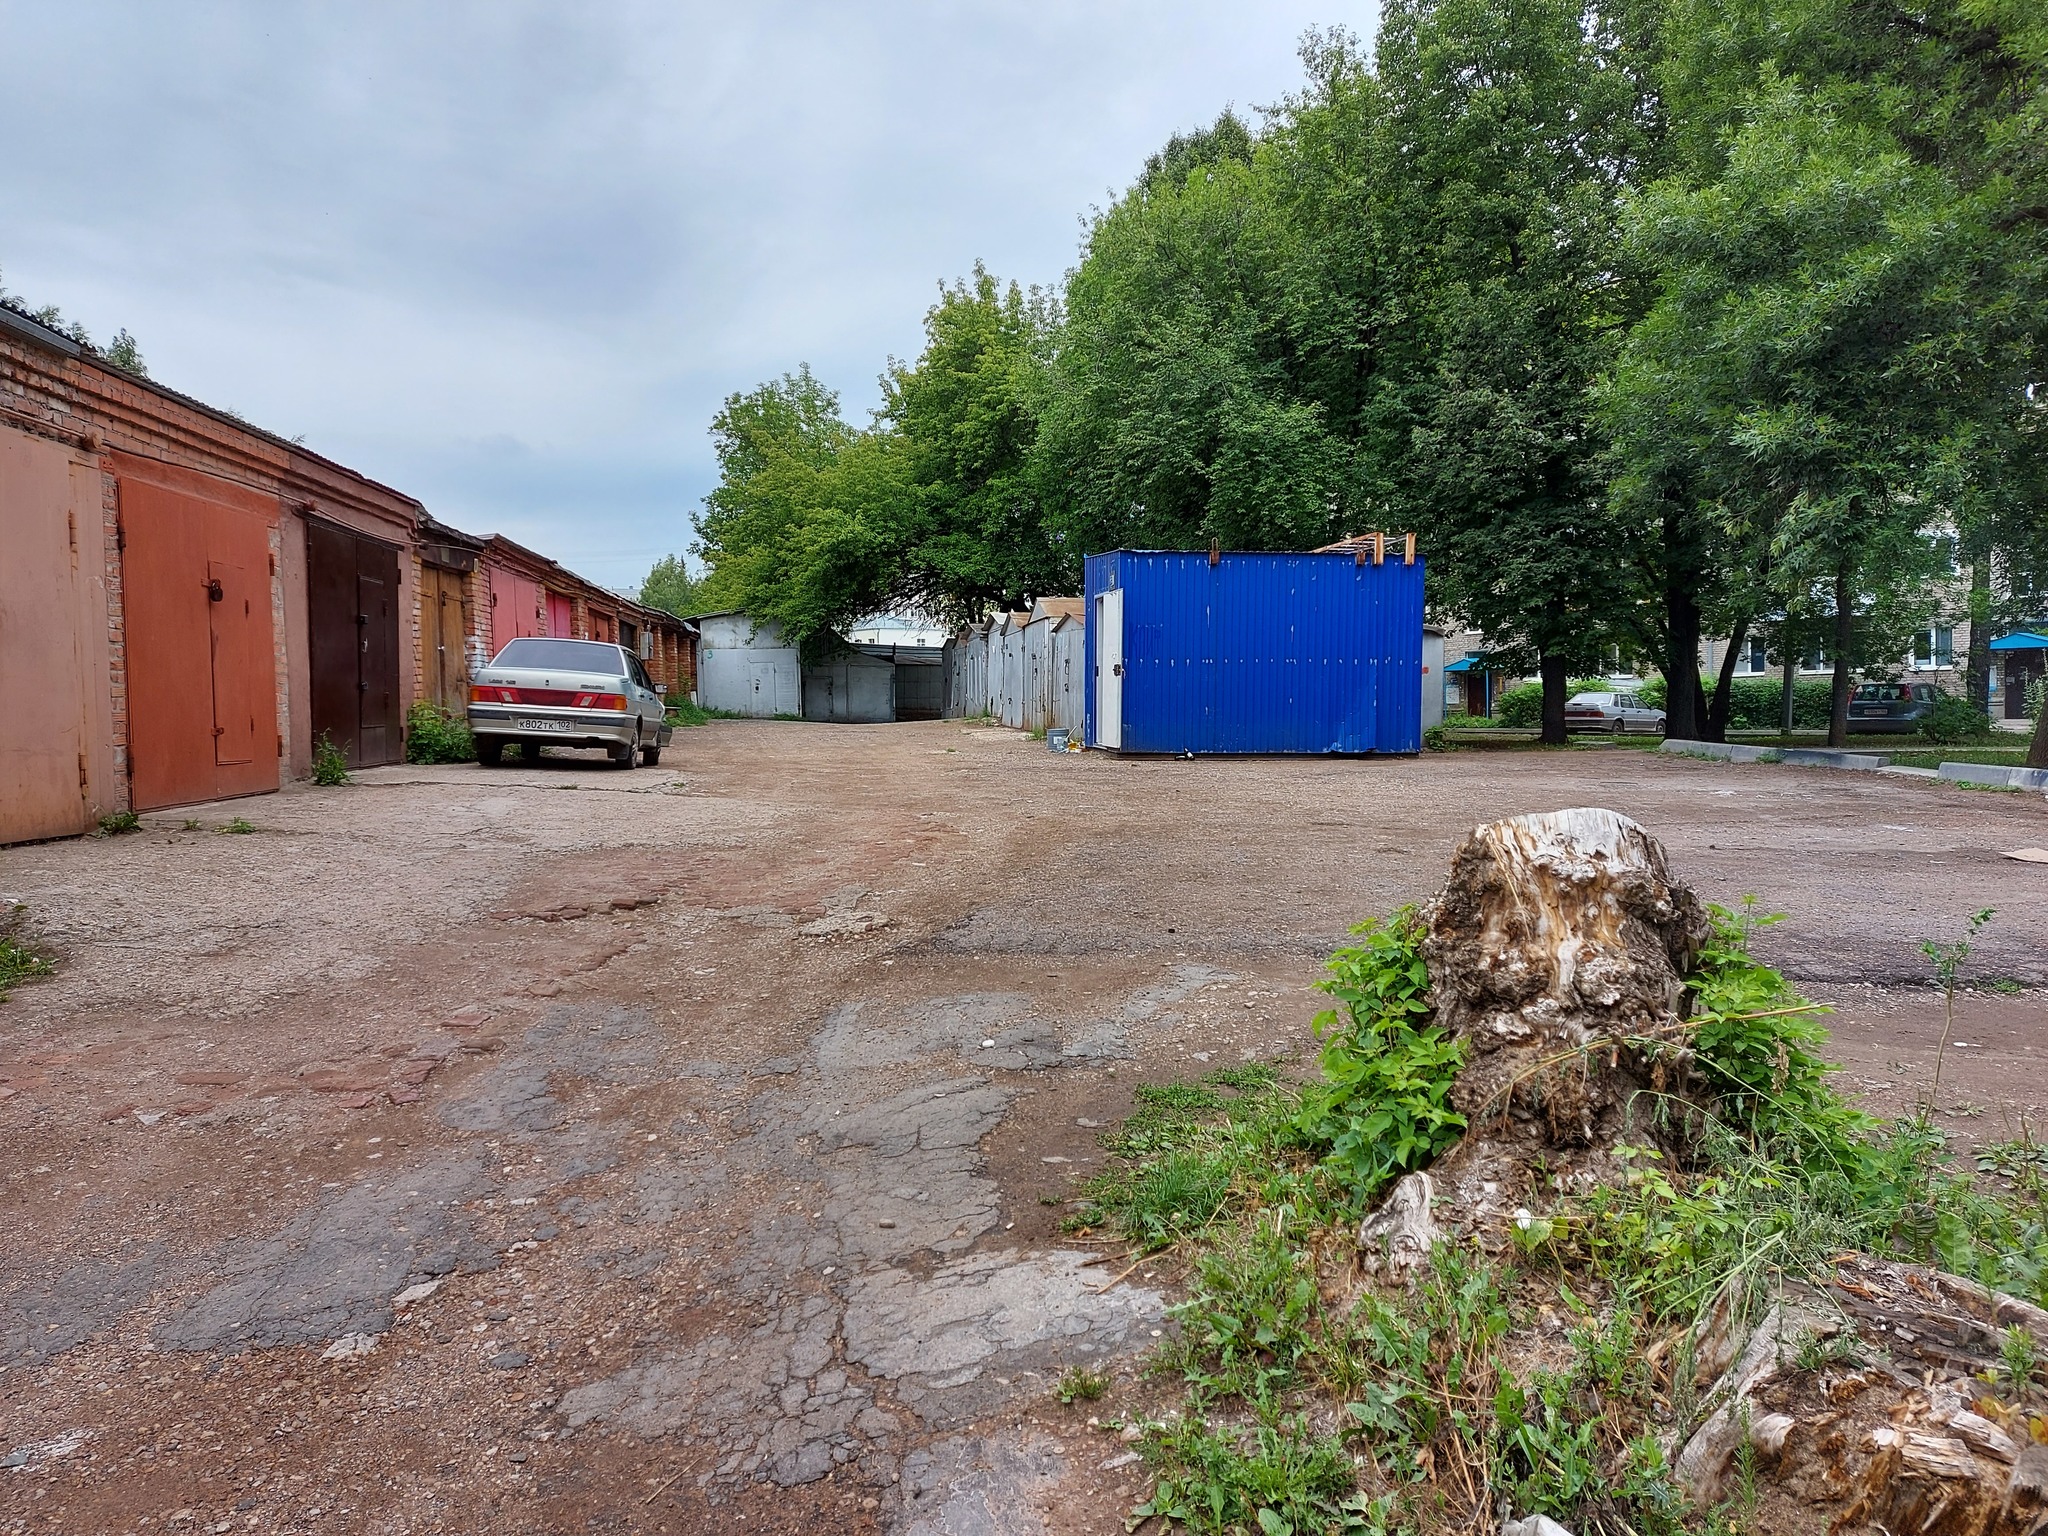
xmin=1641 ymin=674 xmax=1840 ymax=730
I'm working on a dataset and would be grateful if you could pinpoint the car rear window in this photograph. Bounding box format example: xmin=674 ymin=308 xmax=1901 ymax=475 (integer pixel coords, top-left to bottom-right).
xmin=493 ymin=639 xmax=625 ymax=672
xmin=1566 ymin=693 xmax=1614 ymax=706
xmin=1854 ymin=683 xmax=1911 ymax=701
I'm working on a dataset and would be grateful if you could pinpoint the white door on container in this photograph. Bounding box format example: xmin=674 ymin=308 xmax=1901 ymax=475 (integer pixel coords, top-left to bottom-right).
xmin=1095 ymin=588 xmax=1123 ymax=748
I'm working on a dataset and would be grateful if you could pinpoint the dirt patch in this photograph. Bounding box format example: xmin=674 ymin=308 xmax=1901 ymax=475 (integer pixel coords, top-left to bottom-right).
xmin=1 ymin=723 xmax=2044 ymax=1533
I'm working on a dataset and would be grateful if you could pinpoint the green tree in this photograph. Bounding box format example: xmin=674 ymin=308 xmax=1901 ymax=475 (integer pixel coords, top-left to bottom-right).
xmin=638 ymin=554 xmax=707 ymax=617
xmin=1361 ymin=0 xmax=1648 ymax=743
xmin=883 ymin=264 xmax=1068 ymax=615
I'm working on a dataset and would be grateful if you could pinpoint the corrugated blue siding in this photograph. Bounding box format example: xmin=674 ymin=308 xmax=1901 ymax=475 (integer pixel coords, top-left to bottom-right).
xmin=1083 ymin=550 xmax=1423 ymax=754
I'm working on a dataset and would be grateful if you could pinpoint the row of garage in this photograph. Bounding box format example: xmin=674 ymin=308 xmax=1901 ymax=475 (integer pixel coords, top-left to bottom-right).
xmin=0 ymin=301 xmax=695 ymax=846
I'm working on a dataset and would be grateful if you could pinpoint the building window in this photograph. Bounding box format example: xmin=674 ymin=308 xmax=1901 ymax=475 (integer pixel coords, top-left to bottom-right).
xmin=1800 ymin=644 xmax=1830 ymax=674
xmin=1911 ymin=627 xmax=1955 ymax=669
xmin=1733 ymin=635 xmax=1770 ymax=676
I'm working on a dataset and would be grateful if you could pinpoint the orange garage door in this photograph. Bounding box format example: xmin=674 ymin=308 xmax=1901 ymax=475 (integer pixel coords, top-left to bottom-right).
xmin=0 ymin=425 xmax=111 ymax=843
xmin=116 ymin=454 xmax=281 ymax=811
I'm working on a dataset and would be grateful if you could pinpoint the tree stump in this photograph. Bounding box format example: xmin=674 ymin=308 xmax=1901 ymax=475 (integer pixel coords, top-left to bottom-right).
xmin=1417 ymin=808 xmax=1710 ymax=1228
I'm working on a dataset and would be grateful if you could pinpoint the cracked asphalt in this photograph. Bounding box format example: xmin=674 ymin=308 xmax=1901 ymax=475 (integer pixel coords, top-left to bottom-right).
xmin=1 ymin=722 xmax=2044 ymax=1534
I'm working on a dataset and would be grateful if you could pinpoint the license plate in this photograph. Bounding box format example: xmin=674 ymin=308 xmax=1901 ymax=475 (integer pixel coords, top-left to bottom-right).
xmin=516 ymin=718 xmax=571 ymax=732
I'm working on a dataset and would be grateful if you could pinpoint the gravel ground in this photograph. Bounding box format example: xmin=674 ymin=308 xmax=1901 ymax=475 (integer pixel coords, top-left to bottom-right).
xmin=1 ymin=722 xmax=2044 ymax=1535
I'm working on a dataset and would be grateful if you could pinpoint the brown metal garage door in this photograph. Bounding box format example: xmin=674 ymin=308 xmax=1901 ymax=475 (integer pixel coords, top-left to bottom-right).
xmin=308 ymin=520 xmax=402 ymax=767
xmin=116 ymin=454 xmax=281 ymax=812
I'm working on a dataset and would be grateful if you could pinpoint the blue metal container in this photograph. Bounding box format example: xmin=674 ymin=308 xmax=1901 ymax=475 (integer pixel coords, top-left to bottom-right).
xmin=1082 ymin=550 xmax=1423 ymax=754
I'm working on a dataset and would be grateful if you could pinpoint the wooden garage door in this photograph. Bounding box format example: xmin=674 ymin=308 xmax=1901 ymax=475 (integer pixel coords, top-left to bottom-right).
xmin=0 ymin=427 xmax=105 ymax=842
xmin=307 ymin=521 xmax=402 ymax=768
xmin=116 ymin=454 xmax=280 ymax=812
xmin=424 ymin=565 xmax=471 ymax=710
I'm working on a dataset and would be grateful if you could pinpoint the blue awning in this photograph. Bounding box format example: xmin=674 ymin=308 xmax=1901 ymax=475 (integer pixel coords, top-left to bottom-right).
xmin=1444 ymin=655 xmax=1490 ymax=673
xmin=1990 ymin=630 xmax=2048 ymax=652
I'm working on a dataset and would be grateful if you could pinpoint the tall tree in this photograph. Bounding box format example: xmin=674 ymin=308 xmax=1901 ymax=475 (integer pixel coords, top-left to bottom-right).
xmin=1362 ymin=0 xmax=1647 ymax=743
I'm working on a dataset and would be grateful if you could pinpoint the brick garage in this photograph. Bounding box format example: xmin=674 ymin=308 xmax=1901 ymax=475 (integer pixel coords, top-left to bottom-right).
xmin=2 ymin=298 xmax=697 ymax=845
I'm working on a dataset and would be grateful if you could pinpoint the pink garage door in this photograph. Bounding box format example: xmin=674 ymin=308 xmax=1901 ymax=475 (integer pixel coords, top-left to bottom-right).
xmin=488 ymin=567 xmax=545 ymax=657
xmin=546 ymin=591 xmax=573 ymax=639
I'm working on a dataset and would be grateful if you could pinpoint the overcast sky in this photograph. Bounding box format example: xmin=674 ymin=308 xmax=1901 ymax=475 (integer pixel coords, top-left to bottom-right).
xmin=1 ymin=2 xmax=1366 ymax=591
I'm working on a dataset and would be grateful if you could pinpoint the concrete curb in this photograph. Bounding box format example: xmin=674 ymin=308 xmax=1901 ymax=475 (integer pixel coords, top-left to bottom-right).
xmin=1939 ymin=762 xmax=2048 ymax=791
xmin=1781 ymin=748 xmax=1888 ymax=771
xmin=1657 ymin=741 xmax=1780 ymax=764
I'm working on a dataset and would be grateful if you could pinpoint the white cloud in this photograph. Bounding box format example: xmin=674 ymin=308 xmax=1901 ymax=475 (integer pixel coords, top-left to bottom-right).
xmin=1 ymin=0 xmax=1368 ymax=587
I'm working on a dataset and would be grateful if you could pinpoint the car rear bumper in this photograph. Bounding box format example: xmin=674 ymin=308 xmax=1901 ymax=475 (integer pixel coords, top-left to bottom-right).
xmin=1847 ymin=716 xmax=1919 ymax=733
xmin=468 ymin=705 xmax=644 ymax=749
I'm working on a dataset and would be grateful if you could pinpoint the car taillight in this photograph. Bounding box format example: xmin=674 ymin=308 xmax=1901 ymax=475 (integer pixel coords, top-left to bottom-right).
xmin=470 ymin=685 xmax=519 ymax=704
xmin=572 ymin=692 xmax=627 ymax=710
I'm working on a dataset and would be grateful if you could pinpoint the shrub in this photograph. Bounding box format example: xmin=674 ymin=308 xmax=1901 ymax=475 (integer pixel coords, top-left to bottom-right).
xmin=405 ymin=702 xmax=474 ymax=764
xmin=2028 ymin=676 xmax=2046 ymax=721
xmin=1295 ymin=908 xmax=1465 ymax=1203
xmin=311 ymin=733 xmax=351 ymax=785
xmin=95 ymin=810 xmax=140 ymax=836
xmin=1495 ymin=681 xmax=1544 ymax=727
xmin=1918 ymin=693 xmax=1994 ymax=745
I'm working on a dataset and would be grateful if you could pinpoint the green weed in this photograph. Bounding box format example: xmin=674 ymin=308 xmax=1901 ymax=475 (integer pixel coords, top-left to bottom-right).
xmin=95 ymin=809 xmax=140 ymax=835
xmin=0 ymin=907 xmax=55 ymax=1002
xmin=220 ymin=817 xmax=255 ymax=835
xmin=1054 ymin=1365 xmax=1109 ymax=1404
xmin=1295 ymin=909 xmax=1465 ymax=1205
xmin=404 ymin=701 xmax=474 ymax=764
xmin=311 ymin=732 xmax=351 ymax=785
xmin=1132 ymin=1414 xmax=1362 ymax=1536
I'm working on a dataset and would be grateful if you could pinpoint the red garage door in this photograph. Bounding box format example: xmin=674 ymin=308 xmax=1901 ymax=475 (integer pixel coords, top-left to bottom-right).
xmin=116 ymin=454 xmax=280 ymax=811
xmin=488 ymin=566 xmax=545 ymax=657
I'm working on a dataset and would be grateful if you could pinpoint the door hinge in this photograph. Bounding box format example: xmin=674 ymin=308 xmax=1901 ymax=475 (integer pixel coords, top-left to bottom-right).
xmin=115 ymin=511 xmax=126 ymax=552
xmin=67 ymin=510 xmax=77 ymax=555
xmin=277 ymin=738 xmax=284 ymax=758
xmin=78 ymin=751 xmax=89 ymax=790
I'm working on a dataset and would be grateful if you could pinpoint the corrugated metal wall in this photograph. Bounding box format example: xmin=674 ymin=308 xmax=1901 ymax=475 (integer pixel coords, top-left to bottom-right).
xmin=1083 ymin=550 xmax=1423 ymax=754
xmin=944 ymin=619 xmax=1084 ymax=733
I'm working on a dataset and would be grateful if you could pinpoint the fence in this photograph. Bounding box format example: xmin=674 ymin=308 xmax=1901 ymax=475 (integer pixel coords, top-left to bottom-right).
xmin=944 ymin=615 xmax=1083 ymax=733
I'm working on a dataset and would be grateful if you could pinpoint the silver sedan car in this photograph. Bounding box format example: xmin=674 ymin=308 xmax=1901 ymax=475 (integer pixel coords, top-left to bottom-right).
xmin=1563 ymin=689 xmax=1668 ymax=735
xmin=467 ymin=638 xmax=672 ymax=768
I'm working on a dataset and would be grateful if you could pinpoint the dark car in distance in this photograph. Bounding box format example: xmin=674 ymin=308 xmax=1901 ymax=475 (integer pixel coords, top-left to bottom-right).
xmin=1846 ymin=681 xmax=1942 ymax=733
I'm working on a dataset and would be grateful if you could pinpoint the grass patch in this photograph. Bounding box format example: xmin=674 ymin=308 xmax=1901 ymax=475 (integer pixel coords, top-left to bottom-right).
xmin=1092 ymin=900 xmax=2048 ymax=1534
xmin=1889 ymin=746 xmax=2027 ymax=769
xmin=0 ymin=906 xmax=55 ymax=1001
xmin=667 ymin=699 xmax=746 ymax=726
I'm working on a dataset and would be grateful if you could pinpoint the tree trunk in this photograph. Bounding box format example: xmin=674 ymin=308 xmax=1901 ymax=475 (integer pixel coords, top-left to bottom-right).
xmin=1665 ymin=582 xmax=1703 ymax=741
xmin=1966 ymin=546 xmax=1992 ymax=716
xmin=1539 ymin=653 xmax=1569 ymax=746
xmin=1704 ymin=615 xmax=1750 ymax=742
xmin=1828 ymin=563 xmax=1855 ymax=748
xmin=2028 ymin=698 xmax=2048 ymax=771
xmin=1781 ymin=649 xmax=1797 ymax=735
xmin=1415 ymin=808 xmax=1710 ymax=1226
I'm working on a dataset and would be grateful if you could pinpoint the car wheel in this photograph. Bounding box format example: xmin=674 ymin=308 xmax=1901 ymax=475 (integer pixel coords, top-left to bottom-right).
xmin=476 ymin=738 xmax=504 ymax=767
xmin=641 ymin=744 xmax=662 ymax=767
xmin=608 ymin=740 xmax=636 ymax=769
xmin=1610 ymin=718 xmax=1623 ymax=735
